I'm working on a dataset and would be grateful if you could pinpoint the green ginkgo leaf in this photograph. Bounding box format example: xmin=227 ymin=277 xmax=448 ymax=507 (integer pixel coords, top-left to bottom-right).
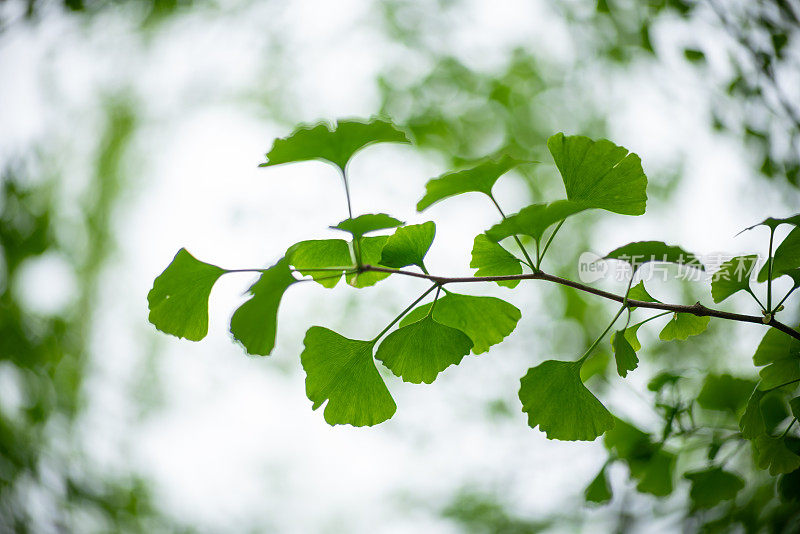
xmin=659 ymin=313 xmax=710 ymax=341
xmin=626 ymin=281 xmax=659 ymax=305
xmin=519 ymin=360 xmax=615 ymax=441
xmin=605 ymin=241 xmax=704 ymax=272
xmin=400 ymin=292 xmax=521 ymax=354
xmin=758 ymin=226 xmax=800 ymax=282
xmin=485 ymin=200 xmax=587 ymax=243
xmin=416 ymin=156 xmax=531 ymax=211
xmin=346 ymin=235 xmax=393 ymax=288
xmin=287 ymin=239 xmax=352 ymax=288
xmin=469 ymin=234 xmax=522 ymax=288
xmin=611 ymin=321 xmax=644 ymax=352
xmin=300 ymin=327 xmax=396 ymax=427
xmin=547 ymin=133 xmax=648 ymax=215
xmin=754 ymin=435 xmax=800 ymax=475
xmin=603 ymin=418 xmax=675 ymax=496
xmin=584 ymin=467 xmax=613 ymax=504
xmin=612 ymin=329 xmax=638 ymax=377
xmin=332 ymin=214 xmax=404 ymax=238
xmin=684 ymin=467 xmax=745 ymax=508
xmin=375 ymin=315 xmax=473 ymax=384
xmin=711 ymin=255 xmax=758 ymax=303
xmin=147 ymin=248 xmax=226 ymax=341
xmin=740 ymin=213 xmax=800 ymax=233
xmin=379 ymin=222 xmax=436 ymax=268
xmin=753 ymin=328 xmax=800 ymax=390
xmin=229 ymin=258 xmax=297 ymax=355
xmin=740 ymin=388 xmax=766 ymax=439
xmin=260 ymin=118 xmax=410 ymax=171
xmin=696 ymin=374 xmax=757 ymax=413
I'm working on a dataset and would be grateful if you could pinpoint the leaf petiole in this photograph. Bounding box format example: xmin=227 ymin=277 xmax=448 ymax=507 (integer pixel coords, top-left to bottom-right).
xmin=537 ymin=219 xmax=565 ymax=270
xmin=578 ymin=304 xmax=627 ymax=365
xmin=488 ymin=193 xmax=536 ymax=270
xmin=371 ymin=284 xmax=439 ymax=342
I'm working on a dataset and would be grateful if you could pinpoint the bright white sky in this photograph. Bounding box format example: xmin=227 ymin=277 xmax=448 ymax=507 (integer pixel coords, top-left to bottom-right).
xmin=1 ymin=0 xmax=797 ymax=531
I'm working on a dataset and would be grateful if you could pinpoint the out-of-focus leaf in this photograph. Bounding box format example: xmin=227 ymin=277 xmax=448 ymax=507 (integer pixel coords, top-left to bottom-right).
xmin=547 ymin=133 xmax=648 ymax=215
xmin=416 ymin=156 xmax=530 ymax=211
xmin=147 ymin=248 xmax=226 ymax=341
xmin=684 ymin=467 xmax=744 ymax=508
xmin=584 ymin=466 xmax=613 ymax=504
xmin=753 ymin=328 xmax=800 ymax=390
xmin=696 ymin=374 xmax=757 ymax=413
xmin=740 ymin=389 xmax=766 ymax=439
xmin=519 ymin=360 xmax=615 ymax=441
xmin=659 ymin=313 xmax=709 ymax=341
xmin=791 ymin=396 xmax=800 ymax=420
xmin=648 ymin=372 xmax=682 ymax=392
xmin=260 ymin=118 xmax=410 ymax=171
xmin=300 ymin=327 xmax=395 ymax=427
xmin=375 ymin=316 xmax=473 ymax=384
xmin=469 ymin=234 xmax=522 ymax=288
xmin=401 ymin=292 xmax=521 ymax=354
xmin=711 ymin=255 xmax=758 ymax=303
xmin=230 ymin=258 xmax=297 ymax=355
xmin=380 ymin=222 xmax=435 ymax=268
xmin=604 ymin=419 xmax=675 ymax=496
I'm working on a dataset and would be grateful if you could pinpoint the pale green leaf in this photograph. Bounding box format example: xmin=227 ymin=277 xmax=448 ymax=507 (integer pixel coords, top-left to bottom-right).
xmin=684 ymin=467 xmax=744 ymax=508
xmin=519 ymin=360 xmax=615 ymax=441
xmin=610 ymin=321 xmax=644 ymax=352
xmin=547 ymin=133 xmax=647 ymax=215
xmin=332 ymin=213 xmax=403 ymax=238
xmin=416 ymin=156 xmax=530 ymax=211
xmin=627 ymin=281 xmax=658 ymax=305
xmin=753 ymin=328 xmax=800 ymax=390
xmin=612 ymin=329 xmax=638 ymax=377
xmin=485 ymin=200 xmax=587 ymax=243
xmin=260 ymin=118 xmax=410 ymax=171
xmin=469 ymin=234 xmax=522 ymax=288
xmin=379 ymin=221 xmax=436 ymax=268
xmin=147 ymin=248 xmax=226 ymax=341
xmin=711 ymin=255 xmax=758 ymax=303
xmin=346 ymin=235 xmax=393 ymax=288
xmin=287 ymin=239 xmax=352 ymax=288
xmin=375 ymin=316 xmax=473 ymax=384
xmin=605 ymin=241 xmax=704 ymax=272
xmin=659 ymin=313 xmax=710 ymax=341
xmin=229 ymin=258 xmax=297 ymax=355
xmin=584 ymin=467 xmax=613 ymax=504
xmin=300 ymin=327 xmax=396 ymax=427
xmin=400 ymin=292 xmax=521 ymax=354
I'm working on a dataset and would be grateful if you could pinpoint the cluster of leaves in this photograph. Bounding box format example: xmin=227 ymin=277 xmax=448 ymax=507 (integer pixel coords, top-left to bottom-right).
xmin=148 ymin=118 xmax=800 ymax=519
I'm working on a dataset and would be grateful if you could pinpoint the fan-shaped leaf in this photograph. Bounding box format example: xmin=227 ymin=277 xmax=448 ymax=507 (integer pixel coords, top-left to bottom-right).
xmin=287 ymin=239 xmax=352 ymax=288
xmin=711 ymin=255 xmax=758 ymax=303
xmin=519 ymin=360 xmax=615 ymax=441
xmin=696 ymin=374 xmax=757 ymax=413
xmin=485 ymin=200 xmax=587 ymax=243
xmin=758 ymin=226 xmax=800 ymax=282
xmin=684 ymin=467 xmax=744 ymax=508
xmin=346 ymin=235 xmax=393 ymax=287
xmin=379 ymin=222 xmax=436 ymax=268
xmin=659 ymin=313 xmax=709 ymax=341
xmin=147 ymin=248 xmax=226 ymax=341
xmin=740 ymin=388 xmax=766 ymax=439
xmin=332 ymin=213 xmax=403 ymax=238
xmin=470 ymin=234 xmax=522 ymax=288
xmin=753 ymin=328 xmax=800 ymax=390
xmin=754 ymin=436 xmax=800 ymax=475
xmin=605 ymin=241 xmax=704 ymax=272
xmin=300 ymin=327 xmax=396 ymax=427
xmin=584 ymin=467 xmax=613 ymax=504
xmin=612 ymin=329 xmax=638 ymax=377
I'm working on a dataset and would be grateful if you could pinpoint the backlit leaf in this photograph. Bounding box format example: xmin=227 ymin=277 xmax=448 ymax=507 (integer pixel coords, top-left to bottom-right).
xmin=229 ymin=258 xmax=297 ymax=355
xmin=684 ymin=467 xmax=744 ymax=508
xmin=753 ymin=328 xmax=800 ymax=390
xmin=627 ymin=281 xmax=658 ymax=305
xmin=605 ymin=241 xmax=704 ymax=272
xmin=347 ymin=235 xmax=393 ymax=287
xmin=584 ymin=467 xmax=613 ymax=504
xmin=696 ymin=374 xmax=757 ymax=413
xmin=416 ymin=156 xmax=530 ymax=211
xmin=547 ymin=133 xmax=647 ymax=215
xmin=332 ymin=213 xmax=403 ymax=238
xmin=287 ymin=239 xmax=352 ymax=288
xmin=611 ymin=321 xmax=644 ymax=352
xmin=147 ymin=248 xmax=226 ymax=341
xmin=519 ymin=360 xmax=615 ymax=441
xmin=300 ymin=327 xmax=396 ymax=427
xmin=400 ymin=292 xmax=521 ymax=354
xmin=612 ymin=329 xmax=638 ymax=377
xmin=260 ymin=118 xmax=410 ymax=171
xmin=659 ymin=313 xmax=709 ymax=341
xmin=711 ymin=255 xmax=758 ymax=303
xmin=485 ymin=200 xmax=586 ymax=243
xmin=375 ymin=316 xmax=473 ymax=384
xmin=379 ymin=222 xmax=436 ymax=268
xmin=469 ymin=234 xmax=522 ymax=288
xmin=758 ymin=226 xmax=800 ymax=282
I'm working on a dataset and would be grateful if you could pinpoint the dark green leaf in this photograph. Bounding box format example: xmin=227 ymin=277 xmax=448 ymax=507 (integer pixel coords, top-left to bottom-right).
xmin=416 ymin=156 xmax=529 ymax=211
xmin=612 ymin=329 xmax=638 ymax=377
xmin=758 ymin=226 xmax=800 ymax=282
xmin=147 ymin=248 xmax=226 ymax=341
xmin=683 ymin=48 xmax=706 ymax=63
xmin=711 ymin=255 xmax=758 ymax=303
xmin=375 ymin=315 xmax=473 ymax=384
xmin=684 ymin=467 xmax=744 ymax=508
xmin=229 ymin=258 xmax=297 ymax=355
xmin=287 ymin=239 xmax=352 ymax=288
xmin=584 ymin=467 xmax=613 ymax=504
xmin=696 ymin=374 xmax=757 ymax=413
xmin=346 ymin=235 xmax=393 ymax=288
xmin=469 ymin=234 xmax=522 ymax=288
xmin=260 ymin=118 xmax=410 ymax=171
xmin=753 ymin=328 xmax=800 ymax=390
xmin=547 ymin=133 xmax=648 ymax=215
xmin=379 ymin=221 xmax=435 ymax=268
xmin=740 ymin=213 xmax=800 ymax=233
xmin=603 ymin=418 xmax=675 ymax=496
xmin=332 ymin=213 xmax=403 ymax=238
xmin=519 ymin=360 xmax=615 ymax=441
xmin=400 ymin=292 xmax=521 ymax=354
xmin=754 ymin=435 xmax=800 ymax=475
xmin=740 ymin=388 xmax=766 ymax=439
xmin=778 ymin=469 xmax=800 ymax=502
xmin=300 ymin=327 xmax=396 ymax=427
xmin=659 ymin=313 xmax=709 ymax=341
xmin=647 ymin=371 xmax=682 ymax=392
xmin=605 ymin=241 xmax=704 ymax=271
xmin=791 ymin=396 xmax=800 ymax=420
xmin=485 ymin=200 xmax=586 ymax=243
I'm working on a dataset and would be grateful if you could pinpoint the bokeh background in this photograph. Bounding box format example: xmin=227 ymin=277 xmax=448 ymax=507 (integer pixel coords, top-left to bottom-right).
xmin=1 ymin=0 xmax=799 ymax=532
